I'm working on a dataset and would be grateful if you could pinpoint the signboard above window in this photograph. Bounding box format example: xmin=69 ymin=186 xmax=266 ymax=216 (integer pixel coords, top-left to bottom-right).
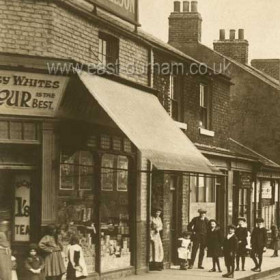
xmin=88 ymin=0 xmax=139 ymax=26
xmin=0 ymin=70 xmax=69 ymax=117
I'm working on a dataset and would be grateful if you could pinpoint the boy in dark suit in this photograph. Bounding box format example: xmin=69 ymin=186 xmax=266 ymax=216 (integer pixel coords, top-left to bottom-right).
xmin=251 ymin=218 xmax=267 ymax=272
xmin=223 ymin=225 xmax=238 ymax=278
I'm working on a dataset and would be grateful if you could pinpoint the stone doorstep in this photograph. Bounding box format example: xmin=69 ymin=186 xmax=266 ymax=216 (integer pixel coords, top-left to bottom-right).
xmin=237 ymin=266 xmax=280 ymax=280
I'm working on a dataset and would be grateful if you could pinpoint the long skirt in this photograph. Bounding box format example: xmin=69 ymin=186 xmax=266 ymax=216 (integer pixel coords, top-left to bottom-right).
xmin=45 ymin=251 xmax=66 ymax=277
xmin=0 ymin=249 xmax=11 ymax=280
xmin=150 ymin=233 xmax=164 ymax=263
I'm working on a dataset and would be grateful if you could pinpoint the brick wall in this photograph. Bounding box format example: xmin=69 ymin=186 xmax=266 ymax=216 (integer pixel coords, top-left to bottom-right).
xmin=251 ymin=59 xmax=280 ymax=81
xmin=213 ymin=40 xmax=249 ymax=65
xmin=0 ymin=0 xmax=149 ymax=85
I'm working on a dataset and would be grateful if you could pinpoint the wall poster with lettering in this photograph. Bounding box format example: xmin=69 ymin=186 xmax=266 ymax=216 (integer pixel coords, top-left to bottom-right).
xmin=0 ymin=70 xmax=69 ymax=117
xmin=14 ymin=175 xmax=31 ymax=242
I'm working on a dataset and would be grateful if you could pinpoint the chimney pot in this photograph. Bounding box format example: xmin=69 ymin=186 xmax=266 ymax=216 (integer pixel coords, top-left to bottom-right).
xmin=174 ymin=1 xmax=181 ymax=12
xmin=230 ymin=29 xmax=236 ymax=40
xmin=183 ymin=1 xmax=190 ymax=12
xmin=219 ymin=29 xmax=225 ymax=40
xmin=238 ymin=29 xmax=245 ymax=40
xmin=191 ymin=1 xmax=198 ymax=12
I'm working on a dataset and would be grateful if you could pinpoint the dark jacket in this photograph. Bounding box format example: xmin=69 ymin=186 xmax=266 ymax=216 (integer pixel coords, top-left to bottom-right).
xmin=187 ymin=217 xmax=209 ymax=237
xmin=251 ymin=227 xmax=267 ymax=250
xmin=207 ymin=227 xmax=223 ymax=257
xmin=223 ymin=234 xmax=238 ymax=255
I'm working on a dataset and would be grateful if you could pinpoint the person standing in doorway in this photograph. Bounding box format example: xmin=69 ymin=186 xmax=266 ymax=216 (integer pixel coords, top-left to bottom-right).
xmin=250 ymin=218 xmax=267 ymax=273
xmin=150 ymin=207 xmax=164 ymax=271
xmin=39 ymin=225 xmax=66 ymax=280
xmin=187 ymin=209 xmax=209 ymax=269
xmin=235 ymin=217 xmax=248 ymax=271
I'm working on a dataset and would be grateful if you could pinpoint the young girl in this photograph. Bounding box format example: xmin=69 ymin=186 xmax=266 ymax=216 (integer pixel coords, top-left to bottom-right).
xmin=24 ymin=244 xmax=45 ymax=280
xmin=66 ymin=236 xmax=88 ymax=280
xmin=39 ymin=224 xmax=66 ymax=280
xmin=177 ymin=231 xmax=192 ymax=270
xmin=206 ymin=219 xmax=223 ymax=273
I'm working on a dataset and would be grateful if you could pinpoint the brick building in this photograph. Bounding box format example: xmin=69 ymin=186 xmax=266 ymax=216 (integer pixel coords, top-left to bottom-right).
xmin=167 ymin=1 xmax=280 ymax=231
xmin=0 ymin=0 xmax=227 ymax=278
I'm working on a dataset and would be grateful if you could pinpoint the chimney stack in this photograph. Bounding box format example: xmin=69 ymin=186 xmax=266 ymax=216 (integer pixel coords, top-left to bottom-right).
xmin=183 ymin=1 xmax=190 ymax=12
xmin=213 ymin=29 xmax=249 ymax=64
xmin=191 ymin=1 xmax=198 ymax=12
xmin=174 ymin=1 xmax=181 ymax=12
xmin=238 ymin=29 xmax=244 ymax=40
xmin=220 ymin=29 xmax=225 ymax=40
xmin=229 ymin=29 xmax=236 ymax=40
xmin=169 ymin=1 xmax=202 ymax=46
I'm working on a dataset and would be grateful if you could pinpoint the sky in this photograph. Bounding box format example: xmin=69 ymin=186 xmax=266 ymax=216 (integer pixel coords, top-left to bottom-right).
xmin=139 ymin=0 xmax=280 ymax=62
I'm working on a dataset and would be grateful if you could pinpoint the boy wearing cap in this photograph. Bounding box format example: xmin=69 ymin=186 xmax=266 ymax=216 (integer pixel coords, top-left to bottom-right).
xmin=187 ymin=209 xmax=208 ymax=269
xmin=223 ymin=225 xmax=238 ymax=278
xmin=250 ymin=218 xmax=267 ymax=273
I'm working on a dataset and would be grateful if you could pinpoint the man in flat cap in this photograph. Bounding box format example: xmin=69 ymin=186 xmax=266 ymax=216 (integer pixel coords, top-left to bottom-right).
xmin=250 ymin=218 xmax=267 ymax=272
xmin=187 ymin=208 xmax=209 ymax=269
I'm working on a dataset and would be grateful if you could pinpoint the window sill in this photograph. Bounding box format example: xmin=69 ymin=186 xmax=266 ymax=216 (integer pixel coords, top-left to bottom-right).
xmin=199 ymin=128 xmax=215 ymax=137
xmin=175 ymin=121 xmax=188 ymax=130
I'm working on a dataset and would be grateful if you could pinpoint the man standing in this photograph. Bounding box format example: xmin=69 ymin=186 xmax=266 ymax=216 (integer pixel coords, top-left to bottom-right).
xmin=187 ymin=209 xmax=208 ymax=269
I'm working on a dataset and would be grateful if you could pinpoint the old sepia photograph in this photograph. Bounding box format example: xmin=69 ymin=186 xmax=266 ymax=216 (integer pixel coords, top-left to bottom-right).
xmin=0 ymin=0 xmax=280 ymax=279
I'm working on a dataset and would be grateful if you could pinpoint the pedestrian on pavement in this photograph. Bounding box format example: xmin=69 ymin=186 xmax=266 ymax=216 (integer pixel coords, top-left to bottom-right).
xmin=270 ymin=224 xmax=279 ymax=257
xmin=0 ymin=232 xmax=11 ymax=280
xmin=235 ymin=217 xmax=248 ymax=271
xmin=250 ymin=218 xmax=267 ymax=273
xmin=150 ymin=207 xmax=164 ymax=271
xmin=177 ymin=231 xmax=192 ymax=270
xmin=24 ymin=243 xmax=45 ymax=280
xmin=187 ymin=208 xmax=209 ymax=269
xmin=39 ymin=224 xmax=66 ymax=280
xmin=222 ymin=225 xmax=238 ymax=279
xmin=206 ymin=219 xmax=222 ymax=273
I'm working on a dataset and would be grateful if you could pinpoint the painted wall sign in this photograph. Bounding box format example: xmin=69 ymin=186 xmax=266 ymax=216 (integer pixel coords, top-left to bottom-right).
xmin=240 ymin=173 xmax=252 ymax=189
xmin=0 ymin=70 xmax=69 ymax=117
xmin=14 ymin=176 xmax=31 ymax=242
xmin=89 ymin=0 xmax=138 ymax=24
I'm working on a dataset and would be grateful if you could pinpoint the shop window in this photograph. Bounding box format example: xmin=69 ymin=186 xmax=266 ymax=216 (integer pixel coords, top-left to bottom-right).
xmin=123 ymin=138 xmax=132 ymax=153
xmin=100 ymin=134 xmax=111 ymax=150
xmin=112 ymin=137 xmax=122 ymax=151
xmin=199 ymin=84 xmax=211 ymax=129
xmin=100 ymin=154 xmax=131 ymax=272
xmin=60 ymin=150 xmax=94 ymax=192
xmin=58 ymin=150 xmax=96 ymax=274
xmin=0 ymin=121 xmax=39 ymax=142
xmin=98 ymin=32 xmax=119 ymax=73
xmin=191 ymin=175 xmax=215 ymax=203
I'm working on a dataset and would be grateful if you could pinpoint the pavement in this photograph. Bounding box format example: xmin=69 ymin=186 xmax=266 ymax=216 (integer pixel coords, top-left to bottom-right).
xmin=127 ymin=249 xmax=280 ymax=280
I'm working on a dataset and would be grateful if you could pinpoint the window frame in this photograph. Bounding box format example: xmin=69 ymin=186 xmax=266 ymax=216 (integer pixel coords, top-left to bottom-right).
xmin=199 ymin=84 xmax=211 ymax=130
xmin=168 ymin=75 xmax=180 ymax=121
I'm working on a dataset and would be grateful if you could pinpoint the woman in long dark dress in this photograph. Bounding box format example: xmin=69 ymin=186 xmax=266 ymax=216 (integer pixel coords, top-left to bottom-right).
xmin=207 ymin=219 xmax=223 ymax=272
xmin=235 ymin=217 xmax=248 ymax=271
xmin=271 ymin=225 xmax=279 ymax=257
xmin=39 ymin=225 xmax=66 ymax=280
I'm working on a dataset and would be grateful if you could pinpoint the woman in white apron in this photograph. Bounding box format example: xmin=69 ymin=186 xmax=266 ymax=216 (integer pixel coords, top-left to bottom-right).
xmin=150 ymin=207 xmax=164 ymax=271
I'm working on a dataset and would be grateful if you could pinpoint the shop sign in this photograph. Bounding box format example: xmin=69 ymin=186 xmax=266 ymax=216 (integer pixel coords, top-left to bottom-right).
xmin=0 ymin=70 xmax=69 ymax=117
xmin=89 ymin=0 xmax=138 ymax=24
xmin=189 ymin=203 xmax=216 ymax=221
xmin=240 ymin=173 xmax=252 ymax=189
xmin=14 ymin=178 xmax=31 ymax=242
xmin=262 ymin=183 xmax=272 ymax=199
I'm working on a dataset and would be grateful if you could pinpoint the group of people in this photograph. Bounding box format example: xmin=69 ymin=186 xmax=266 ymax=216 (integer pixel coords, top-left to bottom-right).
xmin=185 ymin=209 xmax=268 ymax=278
xmin=0 ymin=224 xmax=88 ymax=280
xmin=150 ymin=207 xmax=270 ymax=279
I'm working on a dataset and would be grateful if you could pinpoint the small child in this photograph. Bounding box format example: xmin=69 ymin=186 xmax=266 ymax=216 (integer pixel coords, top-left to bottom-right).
xmin=11 ymin=255 xmax=18 ymax=280
xmin=177 ymin=231 xmax=192 ymax=270
xmin=223 ymin=225 xmax=238 ymax=279
xmin=24 ymin=244 xmax=45 ymax=280
xmin=66 ymin=235 xmax=88 ymax=280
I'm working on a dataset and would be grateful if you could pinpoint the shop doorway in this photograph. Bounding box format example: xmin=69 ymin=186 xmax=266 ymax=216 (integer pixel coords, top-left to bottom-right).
xmin=0 ymin=169 xmax=39 ymax=278
xmin=216 ymin=176 xmax=226 ymax=235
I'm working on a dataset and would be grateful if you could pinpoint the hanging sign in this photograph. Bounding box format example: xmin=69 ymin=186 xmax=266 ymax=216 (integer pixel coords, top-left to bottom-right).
xmin=261 ymin=181 xmax=272 ymax=199
xmin=0 ymin=70 xmax=69 ymax=117
xmin=14 ymin=177 xmax=31 ymax=242
xmin=240 ymin=173 xmax=252 ymax=189
xmin=89 ymin=0 xmax=138 ymax=25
